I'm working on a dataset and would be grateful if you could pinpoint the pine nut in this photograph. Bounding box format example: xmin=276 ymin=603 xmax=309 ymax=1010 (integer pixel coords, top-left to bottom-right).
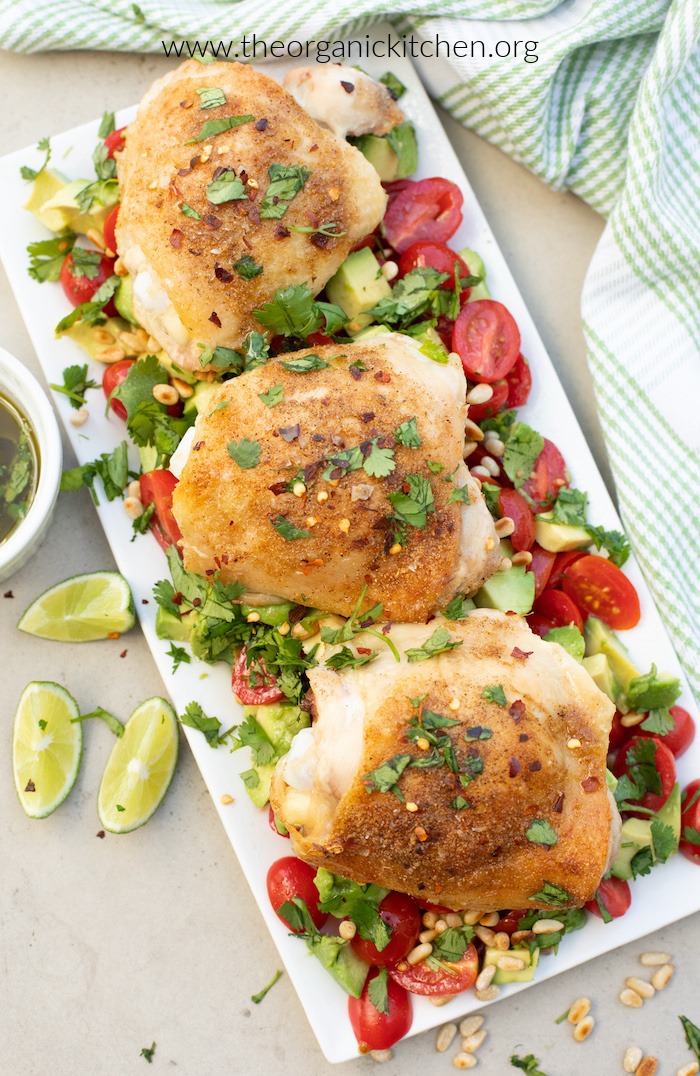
xmin=433 ymin=919 xmax=447 ymax=934
xmin=453 ymin=1054 xmax=477 ymax=1070
xmin=423 ymin=911 xmax=438 ymax=929
xmin=463 ymin=910 xmax=482 ymax=926
xmin=407 ymin=942 xmax=433 ymax=965
xmin=498 ymin=557 xmax=512 ymax=572
xmin=114 ymin=256 xmax=128 ymax=276
xmin=463 ymin=440 xmax=478 ymax=458
xmin=677 ymin=1063 xmax=700 ymax=1076
xmin=123 ymin=496 xmax=143 ymax=520
xmin=567 ymin=998 xmax=591 ymax=1024
xmin=86 ymin=227 xmax=106 ymax=250
xmin=475 ymin=984 xmax=500 ymax=1001
xmin=420 ymin=929 xmax=438 ymax=944
xmin=478 ymin=911 xmax=499 ymax=928
xmin=636 ymin=1058 xmax=658 ymax=1076
xmin=94 ymin=328 xmax=114 ymax=344
xmin=444 ymin=913 xmax=463 ymax=928
xmin=626 ymin=977 xmax=655 ymax=999
xmin=474 ymin=926 xmax=496 ymax=946
xmin=511 ymin=930 xmax=535 ymax=946
xmin=493 ymin=932 xmax=510 ymax=951
xmin=623 ymin=1047 xmax=643 ymax=1073
xmin=495 ymin=516 xmax=515 ymax=537
xmin=146 ymin=336 xmax=161 ymax=352
xmin=435 ymin=1023 xmax=457 ymax=1053
xmin=338 ymin=920 xmax=356 ymax=941
xmin=370 ymin=1049 xmax=392 ymax=1063
xmin=464 ymin=418 xmax=484 ymax=442
xmin=153 ymin=383 xmax=179 ymax=406
xmin=246 ymin=611 xmax=260 ymax=623
xmin=475 ymin=964 xmax=496 ymax=991
xmin=172 ymin=377 xmax=194 ymax=399
xmin=573 ymin=1015 xmax=594 ymax=1042
xmin=428 ymin=994 xmax=454 ymax=1007
xmin=459 ymin=1015 xmax=484 ymax=1038
xmin=69 ymin=408 xmax=89 ymax=427
xmin=466 ymin=383 xmax=494 ymax=405
xmin=118 ymin=330 xmax=145 ymax=355
xmin=532 ymin=919 xmax=564 ymax=935
xmin=488 ymin=437 xmax=505 ymax=458
xmin=127 ymin=480 xmax=141 ymax=500
xmin=512 ymin=550 xmax=533 ymax=566
xmin=651 ymin=963 xmax=674 ymax=990
xmin=621 ymin=711 xmax=645 ymax=728
xmin=462 ymin=1029 xmax=487 ymax=1052
xmin=381 ymin=260 xmax=398 ymax=281
xmin=96 ymin=346 xmax=126 ymax=364
xmin=620 ymin=989 xmax=644 ymax=1008
xmin=640 ymin=951 xmax=671 ymax=966
xmin=497 ymin=955 xmax=525 ymax=972
xmin=471 ymin=465 xmax=491 ymax=480
xmin=479 ymin=455 xmax=500 ymax=477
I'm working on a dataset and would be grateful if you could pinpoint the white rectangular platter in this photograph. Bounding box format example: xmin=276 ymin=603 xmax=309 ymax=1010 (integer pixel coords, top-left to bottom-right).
xmin=1 ymin=46 xmax=698 ymax=1065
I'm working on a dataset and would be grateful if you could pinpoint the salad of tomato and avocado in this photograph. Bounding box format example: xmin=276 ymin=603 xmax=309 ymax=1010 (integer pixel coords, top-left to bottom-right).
xmin=20 ymin=82 xmax=700 ymax=1056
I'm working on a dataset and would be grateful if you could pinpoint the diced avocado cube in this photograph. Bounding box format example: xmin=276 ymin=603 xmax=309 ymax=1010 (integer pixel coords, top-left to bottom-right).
xmin=458 ymin=247 xmax=491 ymax=301
xmin=39 ymin=178 xmax=115 ymax=237
xmin=240 ymin=601 xmax=294 ymax=628
xmin=24 ymin=169 xmax=71 ymax=232
xmin=325 ymin=247 xmax=391 ymax=332
xmin=611 ymin=816 xmax=654 ymax=880
xmin=242 ymin=762 xmax=275 ymax=808
xmin=114 ymin=276 xmax=135 ymax=324
xmin=354 ymin=122 xmax=418 ymax=182
xmin=473 ymin=565 xmax=535 ymax=615
xmin=584 ymin=617 xmax=641 ymax=707
xmin=606 ymin=768 xmax=618 ymax=793
xmin=155 ymin=607 xmax=196 ymax=642
xmin=138 ymin=444 xmax=159 ymax=474
xmin=351 ymin=323 xmax=391 ymax=341
xmin=582 ymin=653 xmax=620 ymax=704
xmin=61 ymin=315 xmax=130 ymax=355
xmin=413 ymin=326 xmax=449 ymax=364
xmin=544 ymin=625 xmax=585 ymax=662
xmin=183 ymin=380 xmax=219 ymax=417
xmin=307 ymin=935 xmax=370 ymax=998
xmin=483 ymin=946 xmax=539 ymax=984
xmin=253 ymin=703 xmax=310 ymax=757
xmin=534 ymin=513 xmax=591 ymax=553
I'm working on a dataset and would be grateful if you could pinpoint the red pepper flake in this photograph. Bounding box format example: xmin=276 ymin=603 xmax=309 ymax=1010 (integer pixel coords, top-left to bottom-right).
xmin=209 ymin=311 xmax=222 ymax=327
xmin=581 ymin=776 xmax=599 ymax=793
xmin=211 ymin=165 xmax=228 ymax=182
xmin=552 ymin=792 xmax=565 ymax=812
xmin=509 ymin=699 xmax=525 ymax=723
xmin=374 ymin=371 xmax=391 ymax=383
xmin=340 ymin=80 xmax=355 ymax=93
xmin=169 ymin=228 xmax=183 ymax=249
xmin=203 ymin=214 xmax=222 ymax=230
xmin=508 ymin=757 xmax=521 ymax=778
xmin=255 ymin=118 xmax=268 ymax=131
xmin=248 ymin=204 xmax=261 ymax=225
xmin=511 ymin=647 xmax=533 ymax=660
xmin=3 ymin=590 xmax=13 ymax=598
xmin=350 ymin=365 xmax=363 ymax=382
xmin=192 ymin=597 xmax=202 ymax=608
xmin=177 ymin=166 xmax=193 ymax=177
xmin=518 ymin=733 xmax=529 ymax=742
xmin=279 ymin=424 xmax=300 ymax=442
xmin=193 ymin=441 xmax=204 ymax=450
xmin=309 ymin=144 xmax=318 ymax=152
xmin=242 ymin=234 xmax=252 ymax=249
xmin=268 ymin=481 xmax=288 ymax=495
xmin=169 ymin=178 xmax=183 ymax=199
xmin=24 ymin=779 xmax=36 ymax=793
xmin=214 ymin=264 xmax=233 ymax=283
xmin=188 ymin=248 xmax=202 ymax=257
xmin=172 ymin=591 xmax=183 ymax=605
xmin=221 ymin=554 xmax=229 ymax=565
xmin=96 ymin=830 xmax=105 ymax=838
xmin=528 ymin=760 xmax=542 ymax=772
xmin=381 ymin=621 xmax=393 ymax=635
xmin=141 ymin=598 xmax=149 ymax=604
xmin=120 ymin=649 xmax=127 ymax=659
xmin=360 ymin=411 xmax=375 ymax=422
xmin=275 ymin=224 xmax=290 ymax=239
xmin=311 ymin=232 xmax=330 ymax=249
xmin=356 ymin=647 xmax=372 ymax=655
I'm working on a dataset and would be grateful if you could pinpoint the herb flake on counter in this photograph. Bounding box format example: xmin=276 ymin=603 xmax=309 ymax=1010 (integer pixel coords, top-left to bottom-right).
xmin=272 ymin=515 xmax=312 ymax=541
xmin=50 ymin=363 xmax=99 ymax=409
xmin=20 ymin=135 xmax=51 ymax=182
xmin=140 ymin=1042 xmax=156 ymax=1064
xmin=186 ymin=114 xmax=254 ymax=143
xmin=71 ymin=707 xmax=123 ymax=737
xmin=258 ymin=383 xmax=283 ymax=408
xmin=481 ymin=684 xmax=507 ymax=706
xmin=196 ymin=86 xmax=227 ymax=109
xmin=207 ymin=171 xmax=248 ymax=204
xmin=680 ymin=1015 xmax=700 ymax=1062
xmin=259 ymin=163 xmax=311 ymax=219
xmin=510 ymin=1053 xmax=550 ymax=1076
xmin=233 ymin=253 xmax=263 ymax=279
xmin=227 ymin=437 xmax=261 ymax=469
xmin=251 ymin=969 xmax=283 ymax=1004
xmin=525 ymin=818 xmax=558 ymax=847
xmin=405 ymin=627 xmax=462 ymax=663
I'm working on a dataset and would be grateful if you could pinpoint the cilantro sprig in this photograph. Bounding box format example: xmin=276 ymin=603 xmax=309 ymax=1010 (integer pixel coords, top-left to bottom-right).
xmin=60 ymin=441 xmax=131 ymax=504
xmin=254 ymin=284 xmax=346 ymax=338
xmin=49 ymin=363 xmax=99 ymax=409
xmin=405 ymin=627 xmax=462 ymax=662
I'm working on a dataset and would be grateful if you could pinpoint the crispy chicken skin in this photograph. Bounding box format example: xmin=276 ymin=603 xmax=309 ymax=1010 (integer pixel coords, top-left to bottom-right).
xmin=271 ymin=611 xmax=619 ymax=911
xmin=172 ymin=334 xmax=501 ymax=621
xmin=282 ymin=65 xmax=405 ymax=138
xmin=115 ymin=61 xmax=386 ymax=372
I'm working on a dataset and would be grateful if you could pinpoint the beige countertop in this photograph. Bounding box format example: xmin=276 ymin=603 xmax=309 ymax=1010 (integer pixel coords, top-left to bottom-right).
xmin=1 ymin=48 xmax=698 ymax=1076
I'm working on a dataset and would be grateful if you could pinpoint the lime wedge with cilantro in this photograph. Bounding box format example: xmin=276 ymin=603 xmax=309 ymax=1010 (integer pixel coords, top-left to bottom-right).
xmin=13 ymin=681 xmax=83 ymax=818
xmin=97 ymin=697 xmax=179 ymax=833
xmin=18 ymin=571 xmax=135 ymax=642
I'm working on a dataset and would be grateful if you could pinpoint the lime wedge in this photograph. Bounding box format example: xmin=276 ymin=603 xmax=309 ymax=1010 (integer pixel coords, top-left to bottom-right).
xmin=12 ymin=682 xmax=83 ymax=818
xmin=18 ymin=571 xmax=135 ymax=642
xmin=97 ymin=697 xmax=179 ymax=833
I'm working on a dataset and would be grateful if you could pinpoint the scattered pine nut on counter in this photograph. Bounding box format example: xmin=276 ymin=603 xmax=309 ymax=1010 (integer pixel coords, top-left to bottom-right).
xmin=623 ymin=1045 xmax=643 ymax=1072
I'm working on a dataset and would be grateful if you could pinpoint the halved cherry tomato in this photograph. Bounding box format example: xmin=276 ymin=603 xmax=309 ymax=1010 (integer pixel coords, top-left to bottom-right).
xmin=506 ymin=353 xmax=532 ymax=408
xmin=102 ymin=358 xmax=136 ymax=420
xmin=305 ymin=332 xmax=335 ymax=347
xmin=498 ymin=488 xmax=535 ymax=552
xmin=467 ymin=379 xmax=509 ymax=423
xmin=103 ymin=204 xmax=119 ymax=257
xmin=389 ymin=942 xmax=478 ymax=997
xmin=419 ymin=901 xmax=454 ymax=916
xmin=104 ymin=125 xmax=127 ymax=158
xmin=534 ymin=588 xmax=584 ymax=633
xmin=496 ymin=910 xmax=528 ymax=936
xmin=232 ymin=645 xmax=284 ymax=705
xmin=398 ymin=240 xmax=469 ymax=291
xmin=528 ymin=544 xmax=556 ymax=601
xmin=547 ymin=549 xmax=587 ymax=590
xmin=637 ymin=705 xmax=696 ymax=759
xmin=351 ymin=892 xmax=421 ymax=968
xmin=60 ymin=252 xmax=117 ymax=312
xmin=383 ymin=178 xmax=463 ymax=253
xmin=585 ymin=877 xmax=631 ymax=920
xmin=139 ymin=469 xmax=183 ymax=551
xmin=435 ymin=315 xmax=455 ymax=352
xmin=452 ymin=300 xmax=521 ymax=384
xmin=266 ymin=857 xmax=328 ymax=932
xmin=349 ymin=969 xmax=412 ymax=1052
xmin=613 ymin=735 xmax=676 ymax=814
xmin=680 ymin=780 xmax=700 ymax=865
xmin=521 ymin=438 xmax=568 ymax=509
xmin=562 ymin=555 xmax=641 ymax=630
xmin=608 ymin=710 xmax=629 ymax=754
xmin=268 ymin=806 xmax=290 ymax=839
xmin=526 ymin=612 xmax=556 ymax=638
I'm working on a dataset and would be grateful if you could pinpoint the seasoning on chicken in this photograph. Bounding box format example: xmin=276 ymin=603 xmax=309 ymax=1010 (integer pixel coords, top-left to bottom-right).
xmin=271 ymin=609 xmax=620 ymax=912
xmin=282 ymin=65 xmax=405 ymax=139
xmin=171 ymin=334 xmax=501 ymax=622
xmin=115 ymin=60 xmax=386 ymax=372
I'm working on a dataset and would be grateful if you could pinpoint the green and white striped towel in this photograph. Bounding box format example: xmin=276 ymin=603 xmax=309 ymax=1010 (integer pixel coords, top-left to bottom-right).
xmin=1 ymin=0 xmax=698 ymax=695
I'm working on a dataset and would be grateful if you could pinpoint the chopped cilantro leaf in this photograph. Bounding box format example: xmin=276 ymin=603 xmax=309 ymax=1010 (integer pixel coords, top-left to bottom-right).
xmin=405 ymin=627 xmax=463 ymax=663
xmin=525 ymin=818 xmax=558 ymax=846
xmin=206 ymin=171 xmax=248 ymax=204
xmin=680 ymin=1015 xmax=700 ymax=1062
xmin=428 ymin=923 xmax=474 ymax=966
xmin=502 ymin=422 xmax=544 ymax=489
xmin=254 ymin=283 xmax=346 ymax=338
xmin=251 ymin=969 xmax=282 ymax=1004
xmin=227 ymin=437 xmax=261 ymax=469
xmin=447 ymin=484 xmax=472 ymax=506
xmin=367 ymin=968 xmax=389 ymax=1014
xmin=362 ymin=754 xmax=412 ymax=799
xmin=379 ymin=71 xmax=407 ymax=99
xmin=196 ymin=86 xmax=227 ymax=109
xmin=140 ymin=1042 xmax=156 ymax=1064
xmin=280 ymin=354 xmax=330 ymax=373
xmin=388 ymin=473 xmax=434 ymax=530
xmin=510 ymin=1052 xmax=550 ymax=1075
xmin=71 ymin=707 xmax=123 ymax=737
xmin=181 ymin=202 xmax=201 ymax=219
xmin=640 ymin=708 xmax=676 ymax=735
xmin=527 ymin=881 xmax=574 ymax=906
xmin=186 ymin=114 xmax=254 ymax=143
xmin=69 ymin=248 xmax=102 ymax=280
xmin=393 ymin=417 xmax=421 ymax=448
xmin=179 ymin=701 xmax=225 ymax=747
xmin=314 ymin=869 xmax=391 ymax=951
xmin=27 ymin=233 xmax=76 ymax=283
xmin=259 ymin=163 xmax=311 ymax=219
xmin=233 ymin=253 xmax=263 ymax=279
xmin=258 ymin=383 xmax=284 ymax=407
xmin=363 ymin=440 xmax=395 ymax=478
xmin=60 ymin=440 xmax=130 ymax=504
xmin=464 ymin=726 xmax=492 ymax=741
xmin=442 ymin=595 xmax=473 ymax=620
xmin=55 ymin=275 xmax=120 ymax=333
xmin=167 ymin=643 xmax=191 ymax=672
xmin=324 ymin=646 xmax=378 ymax=670
xmin=626 ymin=665 xmax=681 ymax=710
xmin=451 ymin=796 xmax=472 ymax=810
xmin=272 ymin=515 xmax=312 ymax=540
xmin=481 ymin=684 xmax=507 ymax=706
xmin=49 ymin=363 xmax=98 ymax=409
xmin=585 ymin=525 xmax=630 ymax=567
xmin=369 ymin=267 xmax=447 ymax=327
xmin=20 ymin=135 xmax=52 ymax=182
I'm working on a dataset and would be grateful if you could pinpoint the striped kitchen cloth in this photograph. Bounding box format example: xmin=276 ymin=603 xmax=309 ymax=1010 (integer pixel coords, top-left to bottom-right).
xmin=1 ymin=0 xmax=699 ymax=695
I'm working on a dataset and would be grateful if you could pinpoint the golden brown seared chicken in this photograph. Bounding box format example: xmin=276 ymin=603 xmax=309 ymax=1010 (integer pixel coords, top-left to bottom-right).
xmin=271 ymin=610 xmax=620 ymax=912
xmin=171 ymin=334 xmax=501 ymax=622
xmin=115 ymin=61 xmax=386 ymax=372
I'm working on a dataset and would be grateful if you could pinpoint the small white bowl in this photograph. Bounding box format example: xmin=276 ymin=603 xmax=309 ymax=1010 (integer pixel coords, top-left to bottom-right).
xmin=0 ymin=347 xmax=62 ymax=582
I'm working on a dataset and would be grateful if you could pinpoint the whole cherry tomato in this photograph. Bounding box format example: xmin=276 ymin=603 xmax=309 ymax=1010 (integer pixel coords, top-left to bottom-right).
xmin=351 ymin=892 xmax=421 ymax=967
xmin=60 ymin=251 xmax=117 ymax=312
xmin=102 ymin=358 xmax=136 ymax=420
xmin=637 ymin=705 xmax=695 ymax=759
xmin=348 ymin=969 xmax=412 ymax=1052
xmin=398 ymin=240 xmax=469 ymax=290
xmin=585 ymin=876 xmax=631 ymax=920
xmin=266 ymin=857 xmax=328 ymax=932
